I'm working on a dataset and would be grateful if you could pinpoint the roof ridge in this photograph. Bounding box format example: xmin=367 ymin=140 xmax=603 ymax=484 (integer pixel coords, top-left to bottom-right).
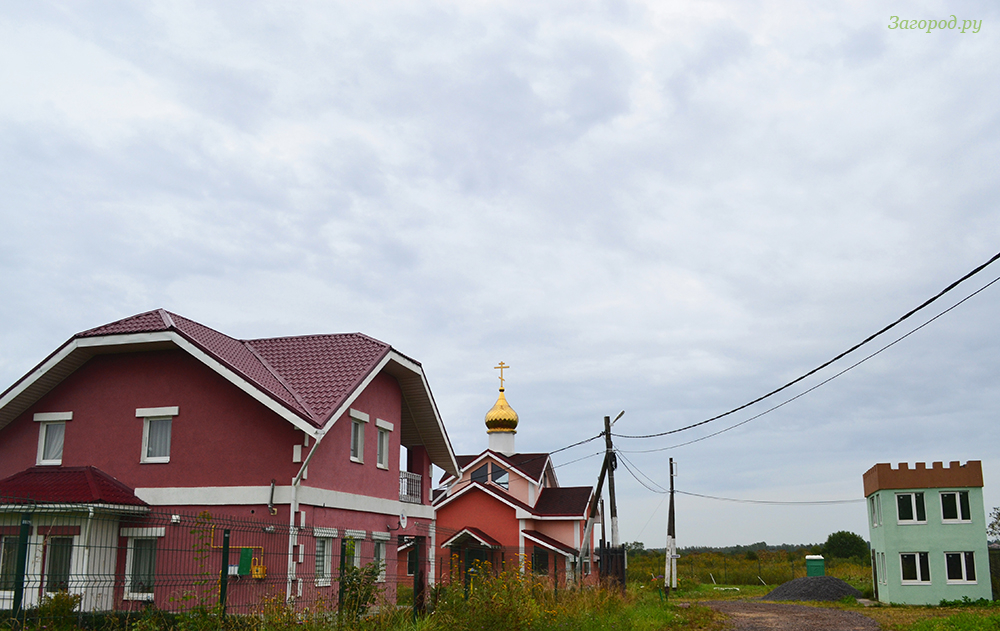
xmin=158 ymin=309 xmax=176 ymax=329
xmin=83 ymin=466 xmax=102 ymax=500
xmin=243 ymin=340 xmax=319 ymax=422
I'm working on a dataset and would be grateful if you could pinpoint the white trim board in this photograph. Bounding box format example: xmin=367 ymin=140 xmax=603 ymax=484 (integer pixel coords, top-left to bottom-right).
xmin=134 ymin=485 xmax=435 ymax=520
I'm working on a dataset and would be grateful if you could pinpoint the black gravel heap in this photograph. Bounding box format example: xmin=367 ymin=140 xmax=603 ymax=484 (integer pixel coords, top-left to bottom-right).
xmin=763 ymin=576 xmax=862 ymax=601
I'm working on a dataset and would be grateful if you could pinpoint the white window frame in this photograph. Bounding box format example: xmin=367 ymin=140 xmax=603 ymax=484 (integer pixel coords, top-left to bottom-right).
xmin=121 ymin=527 xmax=165 ymax=601
xmin=940 ymin=491 xmax=972 ymax=523
xmin=900 ymin=552 xmax=931 ymax=584
xmin=34 ymin=412 xmax=72 ymax=466
xmin=349 ymin=409 xmax=368 ymax=464
xmin=344 ymin=530 xmax=366 ymax=569
xmin=137 ymin=407 xmax=178 ymax=464
xmin=896 ymin=492 xmax=926 ymax=524
xmin=43 ymin=536 xmax=75 ymax=593
xmin=945 ymin=552 xmax=977 ymax=584
xmin=372 ymin=532 xmax=389 ymax=582
xmin=315 ymin=537 xmax=333 ymax=587
xmin=1 ymin=534 xmax=19 ymax=592
xmin=375 ymin=419 xmax=393 ymax=470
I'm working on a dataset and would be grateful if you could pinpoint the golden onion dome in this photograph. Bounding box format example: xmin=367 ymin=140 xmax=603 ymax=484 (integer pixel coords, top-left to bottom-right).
xmin=485 ymin=387 xmax=518 ymax=433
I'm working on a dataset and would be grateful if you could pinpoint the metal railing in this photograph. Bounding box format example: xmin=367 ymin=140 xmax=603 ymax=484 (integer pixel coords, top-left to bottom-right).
xmin=399 ymin=472 xmax=422 ymax=504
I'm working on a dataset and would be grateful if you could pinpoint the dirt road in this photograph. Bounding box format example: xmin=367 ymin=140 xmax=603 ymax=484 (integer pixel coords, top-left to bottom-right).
xmin=707 ymin=601 xmax=880 ymax=631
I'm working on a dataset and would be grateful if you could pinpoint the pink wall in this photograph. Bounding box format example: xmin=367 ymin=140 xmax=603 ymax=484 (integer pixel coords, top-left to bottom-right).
xmin=303 ymin=373 xmax=405 ymax=499
xmin=0 ymin=350 xmax=306 ymax=487
xmin=435 ymin=490 xmax=520 ymax=549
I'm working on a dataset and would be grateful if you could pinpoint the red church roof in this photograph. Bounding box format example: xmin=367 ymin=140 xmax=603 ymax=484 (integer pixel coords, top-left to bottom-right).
xmin=0 ymin=466 xmax=148 ymax=507
xmin=533 ymin=486 xmax=591 ymax=517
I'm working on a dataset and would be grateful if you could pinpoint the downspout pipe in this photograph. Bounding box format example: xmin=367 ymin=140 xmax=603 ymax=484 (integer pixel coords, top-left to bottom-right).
xmin=285 ymin=433 xmax=324 ymax=602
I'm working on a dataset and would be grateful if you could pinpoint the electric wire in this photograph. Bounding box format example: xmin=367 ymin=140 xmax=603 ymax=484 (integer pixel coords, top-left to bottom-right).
xmin=612 ymin=250 xmax=1000 ymax=440
xmin=676 ymin=490 xmax=864 ymax=505
xmin=616 ymin=271 xmax=1000 ymax=453
xmin=618 ymin=448 xmax=864 ymax=505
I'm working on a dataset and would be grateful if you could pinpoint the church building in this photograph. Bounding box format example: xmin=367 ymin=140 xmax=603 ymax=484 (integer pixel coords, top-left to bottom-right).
xmin=431 ymin=364 xmax=595 ymax=586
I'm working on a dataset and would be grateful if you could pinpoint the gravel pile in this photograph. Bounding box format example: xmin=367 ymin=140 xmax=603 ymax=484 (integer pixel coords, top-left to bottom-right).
xmin=763 ymin=576 xmax=862 ymax=602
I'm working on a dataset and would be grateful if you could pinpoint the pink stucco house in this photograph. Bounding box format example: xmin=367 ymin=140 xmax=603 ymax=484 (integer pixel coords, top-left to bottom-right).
xmin=0 ymin=309 xmax=458 ymax=612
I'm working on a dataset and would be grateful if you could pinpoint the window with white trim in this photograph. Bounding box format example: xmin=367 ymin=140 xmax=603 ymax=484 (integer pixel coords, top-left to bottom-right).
xmin=35 ymin=412 xmax=72 ymax=466
xmin=315 ymin=538 xmax=333 ymax=587
xmin=349 ymin=410 xmax=368 ymax=464
xmin=137 ymin=407 xmax=178 ymax=464
xmin=1 ymin=536 xmax=19 ymax=591
xmin=900 ymin=552 xmax=930 ymax=583
xmin=376 ymin=419 xmax=393 ymax=470
xmin=940 ymin=491 xmax=972 ymax=522
xmin=945 ymin=552 xmax=977 ymax=583
xmin=122 ymin=527 xmax=165 ymax=600
xmin=896 ymin=492 xmax=926 ymax=524
xmin=127 ymin=539 xmax=157 ymax=598
xmin=373 ymin=541 xmax=386 ymax=582
xmin=45 ymin=537 xmax=73 ymax=592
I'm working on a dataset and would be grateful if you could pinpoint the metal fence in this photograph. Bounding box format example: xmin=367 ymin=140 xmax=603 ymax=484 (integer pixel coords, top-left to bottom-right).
xmin=0 ymin=500 xmax=435 ymax=621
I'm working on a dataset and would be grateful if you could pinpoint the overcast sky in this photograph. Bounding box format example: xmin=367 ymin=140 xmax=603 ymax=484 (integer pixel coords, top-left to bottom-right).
xmin=2 ymin=1 xmax=999 ymax=548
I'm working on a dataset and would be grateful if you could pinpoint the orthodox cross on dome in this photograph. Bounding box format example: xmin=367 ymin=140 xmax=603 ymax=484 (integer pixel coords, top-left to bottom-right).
xmin=494 ymin=361 xmax=509 ymax=389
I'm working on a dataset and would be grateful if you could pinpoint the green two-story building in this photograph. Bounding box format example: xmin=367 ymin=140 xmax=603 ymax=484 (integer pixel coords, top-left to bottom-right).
xmin=865 ymin=461 xmax=990 ymax=605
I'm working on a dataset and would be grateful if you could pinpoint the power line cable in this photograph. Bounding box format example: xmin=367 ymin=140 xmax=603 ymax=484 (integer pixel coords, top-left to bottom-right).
xmin=616 ymin=450 xmax=863 ymax=504
xmin=617 ymin=272 xmax=1000 ymax=454
xmin=612 ymin=250 xmax=1000 ymax=440
xmin=676 ymin=490 xmax=864 ymax=505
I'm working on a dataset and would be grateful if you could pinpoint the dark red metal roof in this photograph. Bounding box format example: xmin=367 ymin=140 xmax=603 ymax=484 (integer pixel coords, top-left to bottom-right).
xmin=533 ymin=486 xmax=591 ymax=517
xmin=444 ymin=451 xmax=551 ymax=484
xmin=0 ymin=466 xmax=148 ymax=506
xmin=76 ymin=309 xmax=394 ymax=427
xmin=522 ymin=529 xmax=578 ymax=556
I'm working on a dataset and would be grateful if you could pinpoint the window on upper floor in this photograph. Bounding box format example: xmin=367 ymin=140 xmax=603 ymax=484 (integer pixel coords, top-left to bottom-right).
xmin=491 ymin=464 xmax=509 ymax=490
xmin=34 ymin=412 xmax=72 ymax=466
xmin=137 ymin=407 xmax=178 ymax=464
xmin=376 ymin=419 xmax=393 ymax=470
xmin=349 ymin=409 xmax=368 ymax=464
xmin=940 ymin=491 xmax=971 ymax=522
xmin=900 ymin=552 xmax=930 ymax=583
xmin=896 ymin=492 xmax=926 ymax=524
xmin=472 ymin=464 xmax=488 ymax=484
xmin=945 ymin=552 xmax=977 ymax=583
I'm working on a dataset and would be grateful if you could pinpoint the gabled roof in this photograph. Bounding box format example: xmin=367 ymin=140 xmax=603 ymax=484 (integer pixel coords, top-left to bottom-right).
xmin=439 ymin=527 xmax=502 ymax=549
xmin=442 ymin=450 xmax=553 ymax=486
xmin=433 ymin=480 xmax=536 ymax=515
xmin=0 ymin=466 xmax=148 ymax=507
xmin=522 ymin=529 xmax=578 ymax=557
xmin=0 ymin=309 xmax=459 ymax=475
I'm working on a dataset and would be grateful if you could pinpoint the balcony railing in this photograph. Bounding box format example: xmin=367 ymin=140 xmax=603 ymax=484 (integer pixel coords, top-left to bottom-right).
xmin=400 ymin=471 xmax=422 ymax=504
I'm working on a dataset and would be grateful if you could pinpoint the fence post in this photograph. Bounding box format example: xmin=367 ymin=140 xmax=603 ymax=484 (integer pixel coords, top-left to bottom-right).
xmin=219 ymin=529 xmax=230 ymax=619
xmin=11 ymin=512 xmax=31 ymax=620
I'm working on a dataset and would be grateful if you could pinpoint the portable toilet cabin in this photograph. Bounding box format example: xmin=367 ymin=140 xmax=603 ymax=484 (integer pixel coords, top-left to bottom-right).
xmin=805 ymin=555 xmax=825 ymax=577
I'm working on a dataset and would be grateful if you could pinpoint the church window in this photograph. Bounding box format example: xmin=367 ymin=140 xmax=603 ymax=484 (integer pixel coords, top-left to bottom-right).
xmin=472 ymin=464 xmax=488 ymax=484
xmin=491 ymin=464 xmax=509 ymax=489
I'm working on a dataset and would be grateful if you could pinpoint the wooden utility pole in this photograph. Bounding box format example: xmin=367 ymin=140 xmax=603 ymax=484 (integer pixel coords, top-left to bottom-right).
xmin=604 ymin=415 xmax=619 ymax=546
